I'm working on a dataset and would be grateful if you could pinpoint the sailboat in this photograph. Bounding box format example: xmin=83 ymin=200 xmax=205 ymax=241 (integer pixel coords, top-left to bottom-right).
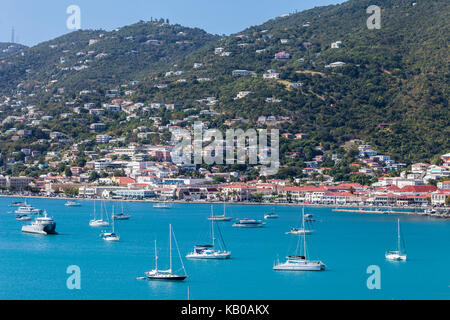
xmin=89 ymin=201 xmax=110 ymax=227
xmin=100 ymin=207 xmax=120 ymax=241
xmin=286 ymin=207 xmax=314 ymax=235
xmin=186 ymin=206 xmax=231 ymax=259
xmin=264 ymin=206 xmax=279 ymax=219
xmin=112 ymin=202 xmax=131 ymax=220
xmin=274 ymin=213 xmax=325 ymax=271
xmin=145 ymin=224 xmax=188 ymax=281
xmin=208 ymin=201 xmax=232 ymax=221
xmin=385 ymin=219 xmax=407 ymax=261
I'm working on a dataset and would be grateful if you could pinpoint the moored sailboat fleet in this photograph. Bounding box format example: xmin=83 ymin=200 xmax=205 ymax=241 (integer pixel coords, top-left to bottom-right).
xmin=7 ymin=198 xmax=409 ymax=284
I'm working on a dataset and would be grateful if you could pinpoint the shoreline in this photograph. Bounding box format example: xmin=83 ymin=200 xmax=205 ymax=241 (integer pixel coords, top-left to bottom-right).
xmin=1 ymin=194 xmax=448 ymax=218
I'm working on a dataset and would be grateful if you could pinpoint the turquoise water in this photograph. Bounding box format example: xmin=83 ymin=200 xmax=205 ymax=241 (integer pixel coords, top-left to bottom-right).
xmin=0 ymin=197 xmax=449 ymax=300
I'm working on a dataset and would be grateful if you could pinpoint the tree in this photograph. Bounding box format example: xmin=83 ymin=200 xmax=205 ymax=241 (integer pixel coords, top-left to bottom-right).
xmin=445 ymin=196 xmax=450 ymax=207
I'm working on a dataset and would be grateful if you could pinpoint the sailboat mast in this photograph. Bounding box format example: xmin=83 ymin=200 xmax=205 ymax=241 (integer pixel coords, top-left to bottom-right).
xmin=211 ymin=206 xmax=215 ymax=248
xmin=154 ymin=240 xmax=158 ymax=271
xmin=397 ymin=219 xmax=401 ymax=252
xmin=112 ymin=206 xmax=115 ymax=233
xmin=169 ymin=224 xmax=172 ymax=273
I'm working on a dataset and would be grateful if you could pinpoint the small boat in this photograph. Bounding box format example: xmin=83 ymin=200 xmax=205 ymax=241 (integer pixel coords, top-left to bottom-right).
xmin=153 ymin=202 xmax=172 ymax=209
xmin=112 ymin=203 xmax=130 ymax=220
xmin=274 ymin=213 xmax=325 ymax=272
xmin=286 ymin=207 xmax=314 ymax=235
xmin=145 ymin=225 xmax=188 ymax=281
xmin=14 ymin=203 xmax=43 ymax=215
xmin=89 ymin=201 xmax=110 ymax=227
xmin=16 ymin=214 xmax=32 ymax=221
xmin=273 ymin=256 xmax=325 ymax=271
xmin=208 ymin=201 xmax=232 ymax=221
xmin=65 ymin=200 xmax=81 ymax=207
xmin=21 ymin=212 xmax=57 ymax=235
xmin=385 ymin=219 xmax=407 ymax=261
xmin=232 ymin=219 xmax=266 ymax=228
xmin=100 ymin=208 xmax=120 ymax=241
xmin=186 ymin=206 xmax=231 ymax=260
xmin=10 ymin=201 xmax=26 ymax=207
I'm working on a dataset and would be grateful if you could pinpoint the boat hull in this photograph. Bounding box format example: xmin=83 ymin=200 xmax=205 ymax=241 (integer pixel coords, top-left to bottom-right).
xmin=22 ymin=223 xmax=57 ymax=235
xmin=186 ymin=252 xmax=231 ymax=260
xmin=273 ymin=262 xmax=325 ymax=271
xmin=385 ymin=253 xmax=407 ymax=261
xmin=145 ymin=271 xmax=187 ymax=281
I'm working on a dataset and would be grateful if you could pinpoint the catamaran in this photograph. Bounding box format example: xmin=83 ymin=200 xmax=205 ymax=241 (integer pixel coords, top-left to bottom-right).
xmin=286 ymin=207 xmax=314 ymax=235
xmin=21 ymin=211 xmax=57 ymax=235
xmin=145 ymin=224 xmax=188 ymax=281
xmin=274 ymin=212 xmax=325 ymax=271
xmin=89 ymin=201 xmax=110 ymax=227
xmin=385 ymin=219 xmax=407 ymax=261
xmin=112 ymin=202 xmax=131 ymax=220
xmin=208 ymin=201 xmax=232 ymax=221
xmin=100 ymin=207 xmax=120 ymax=241
xmin=186 ymin=206 xmax=231 ymax=259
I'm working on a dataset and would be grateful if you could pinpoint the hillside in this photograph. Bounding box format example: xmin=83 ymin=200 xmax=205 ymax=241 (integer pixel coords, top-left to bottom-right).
xmin=0 ymin=21 xmax=219 ymax=95
xmin=0 ymin=0 xmax=448 ymax=178
xmin=132 ymin=0 xmax=449 ymax=163
xmin=0 ymin=43 xmax=27 ymax=58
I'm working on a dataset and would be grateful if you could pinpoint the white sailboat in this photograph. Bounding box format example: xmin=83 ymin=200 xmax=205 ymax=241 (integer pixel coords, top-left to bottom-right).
xmin=145 ymin=224 xmax=188 ymax=281
xmin=186 ymin=206 xmax=231 ymax=259
xmin=286 ymin=207 xmax=314 ymax=235
xmin=208 ymin=201 xmax=232 ymax=221
xmin=100 ymin=206 xmax=120 ymax=241
xmin=89 ymin=201 xmax=110 ymax=227
xmin=274 ymin=212 xmax=325 ymax=271
xmin=264 ymin=206 xmax=279 ymax=219
xmin=385 ymin=219 xmax=407 ymax=261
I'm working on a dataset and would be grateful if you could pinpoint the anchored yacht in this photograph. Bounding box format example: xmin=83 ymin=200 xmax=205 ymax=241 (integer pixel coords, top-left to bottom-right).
xmin=232 ymin=219 xmax=266 ymax=228
xmin=186 ymin=206 xmax=231 ymax=259
xmin=145 ymin=225 xmax=188 ymax=281
xmin=21 ymin=212 xmax=57 ymax=235
xmin=385 ymin=219 xmax=407 ymax=261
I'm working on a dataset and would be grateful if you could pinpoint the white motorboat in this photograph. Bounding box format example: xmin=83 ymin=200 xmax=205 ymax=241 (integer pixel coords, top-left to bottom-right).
xmin=153 ymin=202 xmax=172 ymax=209
xmin=145 ymin=225 xmax=188 ymax=281
xmin=232 ymin=219 xmax=266 ymax=228
xmin=186 ymin=206 xmax=231 ymax=260
xmin=385 ymin=219 xmax=407 ymax=261
xmin=274 ymin=213 xmax=325 ymax=271
xmin=65 ymin=200 xmax=81 ymax=207
xmin=89 ymin=201 xmax=110 ymax=227
xmin=14 ymin=203 xmax=43 ymax=215
xmin=21 ymin=212 xmax=57 ymax=235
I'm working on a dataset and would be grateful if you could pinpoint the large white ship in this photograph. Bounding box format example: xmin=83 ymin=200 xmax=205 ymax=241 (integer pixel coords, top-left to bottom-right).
xmin=21 ymin=212 xmax=57 ymax=235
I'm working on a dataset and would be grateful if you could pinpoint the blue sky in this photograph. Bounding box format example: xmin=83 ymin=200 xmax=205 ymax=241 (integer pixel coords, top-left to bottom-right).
xmin=0 ymin=0 xmax=344 ymax=46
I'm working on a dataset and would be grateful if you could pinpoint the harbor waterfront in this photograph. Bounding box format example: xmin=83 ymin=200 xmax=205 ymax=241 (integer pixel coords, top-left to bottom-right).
xmin=0 ymin=197 xmax=449 ymax=300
